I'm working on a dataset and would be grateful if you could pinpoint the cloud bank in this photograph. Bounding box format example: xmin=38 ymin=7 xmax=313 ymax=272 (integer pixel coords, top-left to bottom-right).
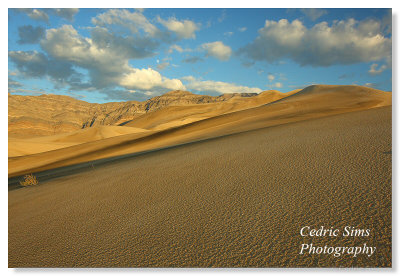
xmin=239 ymin=18 xmax=391 ymax=67
xmin=39 ymin=25 xmax=184 ymax=92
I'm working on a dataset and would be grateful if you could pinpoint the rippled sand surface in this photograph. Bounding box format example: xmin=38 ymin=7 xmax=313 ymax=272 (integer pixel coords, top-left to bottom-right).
xmin=9 ymin=106 xmax=391 ymax=267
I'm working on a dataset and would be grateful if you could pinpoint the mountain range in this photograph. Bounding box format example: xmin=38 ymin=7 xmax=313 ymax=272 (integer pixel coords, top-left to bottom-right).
xmin=8 ymin=90 xmax=263 ymax=138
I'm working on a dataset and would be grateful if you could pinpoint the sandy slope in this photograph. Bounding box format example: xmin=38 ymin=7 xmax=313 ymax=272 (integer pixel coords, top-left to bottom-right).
xmin=8 ymin=85 xmax=391 ymax=177
xmin=8 ymin=106 xmax=391 ymax=267
xmin=124 ymin=90 xmax=290 ymax=130
xmin=8 ymin=126 xmax=148 ymax=157
xmin=7 ymin=90 xmax=289 ymax=158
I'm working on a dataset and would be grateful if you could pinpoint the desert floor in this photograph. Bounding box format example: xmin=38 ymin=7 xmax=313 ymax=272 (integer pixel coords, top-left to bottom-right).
xmin=9 ymin=106 xmax=391 ymax=267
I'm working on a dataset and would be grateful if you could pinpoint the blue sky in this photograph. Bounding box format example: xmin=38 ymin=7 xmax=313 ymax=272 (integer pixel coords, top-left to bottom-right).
xmin=8 ymin=8 xmax=392 ymax=103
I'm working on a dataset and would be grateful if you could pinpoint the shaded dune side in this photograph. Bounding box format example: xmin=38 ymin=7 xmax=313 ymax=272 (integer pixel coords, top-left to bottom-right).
xmin=8 ymin=126 xmax=149 ymax=157
xmin=8 ymin=85 xmax=391 ymax=177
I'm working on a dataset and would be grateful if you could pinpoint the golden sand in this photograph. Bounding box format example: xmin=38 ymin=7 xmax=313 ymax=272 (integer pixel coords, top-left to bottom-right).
xmin=8 ymin=85 xmax=392 ymax=267
xmin=8 ymin=85 xmax=391 ymax=178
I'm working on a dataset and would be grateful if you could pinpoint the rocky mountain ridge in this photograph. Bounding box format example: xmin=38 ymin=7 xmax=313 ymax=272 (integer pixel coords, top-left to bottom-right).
xmin=8 ymin=90 xmax=258 ymax=138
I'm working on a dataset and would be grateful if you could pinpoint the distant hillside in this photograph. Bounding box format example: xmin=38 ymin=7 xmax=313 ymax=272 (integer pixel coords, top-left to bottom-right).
xmin=8 ymin=91 xmax=257 ymax=138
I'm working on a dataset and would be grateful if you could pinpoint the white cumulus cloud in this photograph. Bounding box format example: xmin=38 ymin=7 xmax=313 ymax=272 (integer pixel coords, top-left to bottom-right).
xmin=92 ymin=9 xmax=159 ymax=36
xmin=158 ymin=16 xmax=199 ymax=39
xmin=201 ymin=41 xmax=232 ymax=61
xmin=183 ymin=76 xmax=262 ymax=94
xmin=120 ymin=68 xmax=184 ymax=91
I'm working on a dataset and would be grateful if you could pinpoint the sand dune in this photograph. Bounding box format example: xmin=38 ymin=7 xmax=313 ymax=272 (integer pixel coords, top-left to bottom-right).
xmin=8 ymin=125 xmax=148 ymax=157
xmin=8 ymin=106 xmax=392 ymax=267
xmin=8 ymin=85 xmax=391 ymax=177
xmin=8 ymin=90 xmax=289 ymax=158
xmin=124 ymin=90 xmax=290 ymax=130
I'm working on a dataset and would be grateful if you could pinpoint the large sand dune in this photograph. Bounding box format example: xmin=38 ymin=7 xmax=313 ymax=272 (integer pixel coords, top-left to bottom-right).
xmin=8 ymin=85 xmax=391 ymax=178
xmin=124 ymin=89 xmax=290 ymax=130
xmin=8 ymin=90 xmax=286 ymax=158
xmin=8 ymin=106 xmax=392 ymax=267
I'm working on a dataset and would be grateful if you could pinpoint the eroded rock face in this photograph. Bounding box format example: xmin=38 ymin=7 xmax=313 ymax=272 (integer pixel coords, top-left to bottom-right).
xmin=8 ymin=91 xmax=257 ymax=138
